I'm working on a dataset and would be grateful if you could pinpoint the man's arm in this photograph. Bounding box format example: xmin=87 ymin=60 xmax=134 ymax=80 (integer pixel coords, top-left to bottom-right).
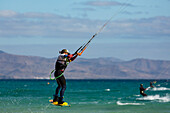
xmin=68 ymin=54 xmax=78 ymax=62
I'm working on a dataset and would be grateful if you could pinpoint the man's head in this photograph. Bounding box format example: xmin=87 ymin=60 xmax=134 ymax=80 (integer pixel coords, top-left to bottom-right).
xmin=59 ymin=49 xmax=70 ymax=55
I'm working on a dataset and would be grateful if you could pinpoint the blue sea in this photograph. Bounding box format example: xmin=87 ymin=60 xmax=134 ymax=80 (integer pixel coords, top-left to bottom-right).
xmin=0 ymin=79 xmax=170 ymax=113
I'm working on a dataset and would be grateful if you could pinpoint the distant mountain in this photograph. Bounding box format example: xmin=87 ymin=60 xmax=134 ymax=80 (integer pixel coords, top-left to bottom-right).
xmin=0 ymin=50 xmax=5 ymax=54
xmin=0 ymin=51 xmax=55 ymax=79
xmin=0 ymin=51 xmax=170 ymax=79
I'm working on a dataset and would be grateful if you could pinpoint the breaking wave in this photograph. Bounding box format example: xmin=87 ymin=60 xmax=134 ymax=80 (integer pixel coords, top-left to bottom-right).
xmin=117 ymin=101 xmax=145 ymax=105
xmin=104 ymin=89 xmax=110 ymax=91
xmin=152 ymin=87 xmax=170 ymax=91
xmin=133 ymin=95 xmax=140 ymax=97
xmin=136 ymin=94 xmax=170 ymax=102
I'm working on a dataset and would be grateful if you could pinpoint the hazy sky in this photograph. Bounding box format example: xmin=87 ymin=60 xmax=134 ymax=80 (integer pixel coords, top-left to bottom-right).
xmin=0 ymin=0 xmax=170 ymax=60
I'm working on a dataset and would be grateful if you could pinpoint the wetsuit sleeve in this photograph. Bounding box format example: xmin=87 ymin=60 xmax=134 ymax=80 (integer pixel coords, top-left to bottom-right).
xmin=68 ymin=54 xmax=78 ymax=62
xmin=142 ymin=87 xmax=146 ymax=91
xmin=70 ymin=54 xmax=78 ymax=61
xmin=140 ymin=87 xmax=145 ymax=91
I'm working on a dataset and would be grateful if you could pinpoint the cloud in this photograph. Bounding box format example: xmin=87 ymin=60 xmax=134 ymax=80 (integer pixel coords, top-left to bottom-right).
xmin=0 ymin=10 xmax=17 ymax=17
xmin=0 ymin=10 xmax=98 ymax=38
xmin=105 ymin=16 xmax=170 ymax=37
xmin=72 ymin=7 xmax=96 ymax=12
xmin=83 ymin=1 xmax=133 ymax=7
xmin=121 ymin=11 xmax=149 ymax=15
xmin=0 ymin=10 xmax=170 ymax=39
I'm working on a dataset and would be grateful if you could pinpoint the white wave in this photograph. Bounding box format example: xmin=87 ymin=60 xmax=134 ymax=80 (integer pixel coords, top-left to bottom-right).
xmin=152 ymin=87 xmax=170 ymax=91
xmin=133 ymin=95 xmax=140 ymax=97
xmin=137 ymin=94 xmax=170 ymax=102
xmin=117 ymin=101 xmax=145 ymax=105
xmin=105 ymin=89 xmax=110 ymax=91
xmin=107 ymin=102 xmax=113 ymax=104
xmin=156 ymin=84 xmax=160 ymax=86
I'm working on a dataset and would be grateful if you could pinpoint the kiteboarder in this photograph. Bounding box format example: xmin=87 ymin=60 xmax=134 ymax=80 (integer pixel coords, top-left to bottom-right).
xmin=53 ymin=49 xmax=78 ymax=104
xmin=150 ymin=81 xmax=154 ymax=88
xmin=139 ymin=84 xmax=147 ymax=97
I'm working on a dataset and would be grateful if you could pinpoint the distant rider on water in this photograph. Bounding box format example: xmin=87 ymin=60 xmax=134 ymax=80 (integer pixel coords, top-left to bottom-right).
xmin=139 ymin=84 xmax=147 ymax=97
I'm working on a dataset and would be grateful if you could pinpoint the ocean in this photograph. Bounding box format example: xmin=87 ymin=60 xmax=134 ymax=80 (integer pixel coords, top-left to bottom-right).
xmin=0 ymin=79 xmax=169 ymax=113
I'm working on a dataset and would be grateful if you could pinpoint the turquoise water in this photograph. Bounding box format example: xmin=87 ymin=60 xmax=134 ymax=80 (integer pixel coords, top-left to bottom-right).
xmin=0 ymin=79 xmax=170 ymax=113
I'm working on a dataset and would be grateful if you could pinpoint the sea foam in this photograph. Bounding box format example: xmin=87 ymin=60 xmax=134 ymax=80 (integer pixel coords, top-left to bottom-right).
xmin=117 ymin=101 xmax=145 ymax=105
xmin=105 ymin=89 xmax=110 ymax=91
xmin=152 ymin=87 xmax=170 ymax=91
xmin=137 ymin=94 xmax=170 ymax=102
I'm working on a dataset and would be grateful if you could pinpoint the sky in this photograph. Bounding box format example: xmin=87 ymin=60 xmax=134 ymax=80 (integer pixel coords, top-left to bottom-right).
xmin=0 ymin=0 xmax=170 ymax=60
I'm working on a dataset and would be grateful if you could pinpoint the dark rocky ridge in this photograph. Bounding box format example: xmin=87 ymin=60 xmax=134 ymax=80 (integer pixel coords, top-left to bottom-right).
xmin=0 ymin=50 xmax=169 ymax=79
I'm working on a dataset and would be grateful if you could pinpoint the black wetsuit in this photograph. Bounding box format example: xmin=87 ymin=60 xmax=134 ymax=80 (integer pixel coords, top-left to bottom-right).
xmin=54 ymin=53 xmax=77 ymax=98
xmin=140 ymin=86 xmax=147 ymax=97
xmin=150 ymin=82 xmax=154 ymax=88
xmin=54 ymin=62 xmax=67 ymax=98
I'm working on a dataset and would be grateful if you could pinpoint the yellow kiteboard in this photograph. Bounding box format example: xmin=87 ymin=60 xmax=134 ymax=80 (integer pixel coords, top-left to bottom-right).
xmin=49 ymin=99 xmax=71 ymax=107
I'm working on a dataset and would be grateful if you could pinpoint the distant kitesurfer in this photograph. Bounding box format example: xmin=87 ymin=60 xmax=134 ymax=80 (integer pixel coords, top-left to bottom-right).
xmin=150 ymin=81 xmax=154 ymax=88
xmin=139 ymin=84 xmax=147 ymax=97
xmin=53 ymin=49 xmax=78 ymax=104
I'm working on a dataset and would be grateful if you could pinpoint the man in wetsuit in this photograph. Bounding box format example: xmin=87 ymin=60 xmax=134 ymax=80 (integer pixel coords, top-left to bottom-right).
xmin=53 ymin=49 xmax=78 ymax=104
xmin=139 ymin=84 xmax=147 ymax=97
xmin=150 ymin=81 xmax=154 ymax=88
